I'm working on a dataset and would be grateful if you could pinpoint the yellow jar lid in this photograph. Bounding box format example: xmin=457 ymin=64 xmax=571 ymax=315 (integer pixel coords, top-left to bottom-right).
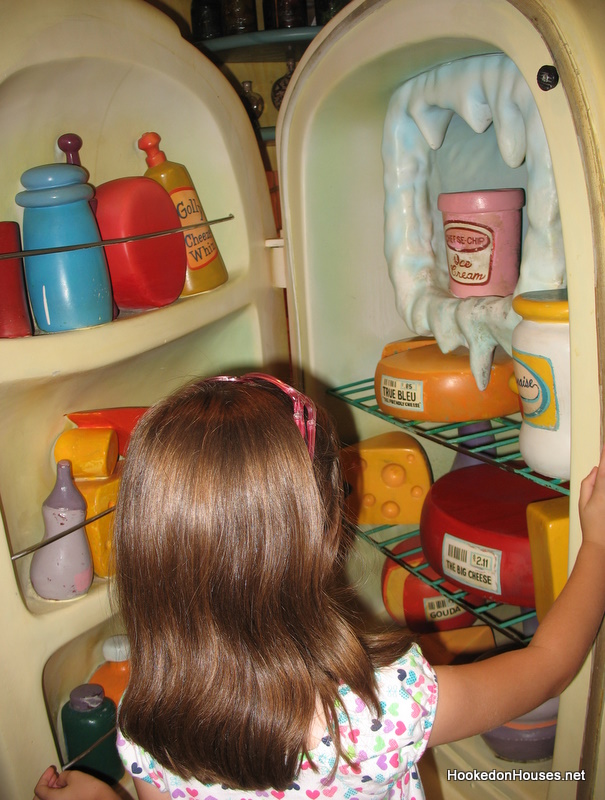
xmin=512 ymin=289 xmax=569 ymax=322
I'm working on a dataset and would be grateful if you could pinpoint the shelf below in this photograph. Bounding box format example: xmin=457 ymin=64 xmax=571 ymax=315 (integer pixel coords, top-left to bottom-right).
xmin=358 ymin=525 xmax=536 ymax=646
xmin=328 ymin=377 xmax=570 ymax=645
xmin=196 ymin=27 xmax=321 ymax=63
xmin=328 ymin=377 xmax=569 ymax=496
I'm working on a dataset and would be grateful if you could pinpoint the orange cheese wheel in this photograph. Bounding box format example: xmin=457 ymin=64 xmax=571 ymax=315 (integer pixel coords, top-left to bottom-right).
xmin=382 ymin=537 xmax=479 ymax=632
xmin=375 ymin=338 xmax=519 ymax=422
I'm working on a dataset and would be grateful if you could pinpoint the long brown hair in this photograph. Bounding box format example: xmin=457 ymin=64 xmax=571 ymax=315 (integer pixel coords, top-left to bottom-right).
xmin=113 ymin=377 xmax=409 ymax=789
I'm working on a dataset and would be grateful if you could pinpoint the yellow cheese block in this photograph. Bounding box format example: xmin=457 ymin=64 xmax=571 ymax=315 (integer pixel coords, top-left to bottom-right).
xmin=54 ymin=427 xmax=119 ymax=478
xmin=341 ymin=431 xmax=432 ymax=525
xmin=526 ymin=495 xmax=570 ymax=621
xmin=76 ymin=462 xmax=123 ymax=578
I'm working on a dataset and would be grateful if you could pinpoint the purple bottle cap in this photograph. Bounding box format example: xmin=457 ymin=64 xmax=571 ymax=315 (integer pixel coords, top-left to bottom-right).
xmin=57 ymin=133 xmax=83 ymax=166
xmin=69 ymin=683 xmax=105 ymax=711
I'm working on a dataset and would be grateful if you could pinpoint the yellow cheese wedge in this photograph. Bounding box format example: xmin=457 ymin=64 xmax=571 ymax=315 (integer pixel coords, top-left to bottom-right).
xmin=341 ymin=431 xmax=432 ymax=525
xmin=526 ymin=495 xmax=570 ymax=621
xmin=54 ymin=427 xmax=119 ymax=478
xmin=75 ymin=463 xmax=122 ymax=578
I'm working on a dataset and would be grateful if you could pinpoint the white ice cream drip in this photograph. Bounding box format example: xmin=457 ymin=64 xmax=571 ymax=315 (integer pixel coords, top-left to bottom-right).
xmin=382 ymin=53 xmax=564 ymax=389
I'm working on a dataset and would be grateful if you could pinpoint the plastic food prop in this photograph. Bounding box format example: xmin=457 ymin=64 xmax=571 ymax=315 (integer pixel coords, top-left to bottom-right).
xmin=95 ymin=176 xmax=187 ymax=309
xmin=15 ymin=163 xmax=113 ymax=332
xmin=30 ymin=460 xmax=93 ymax=600
xmin=54 ymin=428 xmax=119 ymax=478
xmin=138 ymin=132 xmax=228 ymax=296
xmin=526 ymin=495 xmax=569 ymax=621
xmin=341 ymin=431 xmax=432 ymax=525
xmin=382 ymin=54 xmax=564 ymax=390
xmin=512 ymin=289 xmax=570 ymax=480
xmin=65 ymin=408 xmax=148 ymax=457
xmin=375 ymin=337 xmax=519 ymax=422
xmin=0 ymin=221 xmax=33 ymax=338
xmin=59 ymin=407 xmax=148 ymax=576
xmin=438 ymin=188 xmax=524 ymax=298
xmin=419 ymin=464 xmax=560 ymax=606
xmin=382 ymin=536 xmax=482 ymax=632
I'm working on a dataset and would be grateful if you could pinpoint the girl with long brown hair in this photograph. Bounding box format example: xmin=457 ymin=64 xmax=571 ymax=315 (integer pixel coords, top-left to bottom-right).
xmin=36 ymin=374 xmax=605 ymax=800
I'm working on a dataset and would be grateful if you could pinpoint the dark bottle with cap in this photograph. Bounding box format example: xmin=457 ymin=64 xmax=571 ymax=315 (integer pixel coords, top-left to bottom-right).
xmin=61 ymin=683 xmax=124 ymax=783
xmin=221 ymin=0 xmax=257 ymax=34
xmin=263 ymin=0 xmax=307 ymax=28
xmin=191 ymin=0 xmax=222 ymax=40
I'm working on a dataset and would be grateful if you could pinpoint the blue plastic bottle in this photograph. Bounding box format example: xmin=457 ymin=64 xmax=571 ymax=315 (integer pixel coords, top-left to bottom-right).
xmin=15 ymin=164 xmax=113 ymax=332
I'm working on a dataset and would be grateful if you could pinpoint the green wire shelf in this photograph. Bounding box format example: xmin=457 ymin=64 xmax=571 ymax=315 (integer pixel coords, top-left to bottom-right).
xmin=357 ymin=525 xmax=535 ymax=646
xmin=328 ymin=378 xmax=570 ymax=646
xmin=328 ymin=377 xmax=569 ymax=495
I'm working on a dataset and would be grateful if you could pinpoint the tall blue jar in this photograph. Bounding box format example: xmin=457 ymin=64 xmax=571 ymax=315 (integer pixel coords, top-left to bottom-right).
xmin=15 ymin=164 xmax=113 ymax=332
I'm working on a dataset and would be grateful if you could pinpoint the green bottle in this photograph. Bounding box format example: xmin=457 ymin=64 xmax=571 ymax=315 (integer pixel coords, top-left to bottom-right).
xmin=61 ymin=683 xmax=124 ymax=783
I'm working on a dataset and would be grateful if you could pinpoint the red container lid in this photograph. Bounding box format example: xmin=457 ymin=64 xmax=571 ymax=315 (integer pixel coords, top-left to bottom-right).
xmin=438 ymin=188 xmax=525 ymax=213
xmin=95 ymin=176 xmax=186 ymax=310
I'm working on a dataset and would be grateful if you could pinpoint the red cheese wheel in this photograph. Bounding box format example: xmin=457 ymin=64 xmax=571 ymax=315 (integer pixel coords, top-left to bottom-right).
xmin=95 ymin=176 xmax=186 ymax=309
xmin=382 ymin=536 xmax=481 ymax=632
xmin=419 ymin=465 xmax=561 ymax=606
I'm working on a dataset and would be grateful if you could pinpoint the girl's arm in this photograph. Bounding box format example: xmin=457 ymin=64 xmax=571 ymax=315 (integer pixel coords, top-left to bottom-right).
xmin=429 ymin=443 xmax=605 ymax=748
xmin=133 ymin=778 xmax=165 ymax=799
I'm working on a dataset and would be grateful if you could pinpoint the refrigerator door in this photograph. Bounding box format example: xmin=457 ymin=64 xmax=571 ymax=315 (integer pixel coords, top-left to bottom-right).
xmin=277 ymin=0 xmax=604 ymax=797
xmin=0 ymin=1 xmax=288 ymax=796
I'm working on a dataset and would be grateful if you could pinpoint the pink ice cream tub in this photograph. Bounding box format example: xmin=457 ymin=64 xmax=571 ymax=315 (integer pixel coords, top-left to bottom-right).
xmin=438 ymin=188 xmax=525 ymax=298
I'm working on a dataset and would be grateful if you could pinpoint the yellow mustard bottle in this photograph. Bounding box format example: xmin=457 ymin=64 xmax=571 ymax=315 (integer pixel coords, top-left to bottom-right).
xmin=137 ymin=132 xmax=228 ymax=295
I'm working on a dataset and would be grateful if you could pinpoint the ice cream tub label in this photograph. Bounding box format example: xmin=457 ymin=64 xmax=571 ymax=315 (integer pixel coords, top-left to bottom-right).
xmin=443 ymin=222 xmax=493 ymax=286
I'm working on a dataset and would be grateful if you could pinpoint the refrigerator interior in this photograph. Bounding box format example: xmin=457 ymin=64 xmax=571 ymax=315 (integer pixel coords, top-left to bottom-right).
xmin=277 ymin=0 xmax=604 ymax=798
xmin=0 ymin=0 xmax=604 ymax=798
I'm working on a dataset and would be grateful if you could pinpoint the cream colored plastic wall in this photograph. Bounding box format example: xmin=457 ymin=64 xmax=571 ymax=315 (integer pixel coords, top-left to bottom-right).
xmin=0 ymin=1 xmax=288 ymax=797
xmin=278 ymin=1 xmax=604 ymax=798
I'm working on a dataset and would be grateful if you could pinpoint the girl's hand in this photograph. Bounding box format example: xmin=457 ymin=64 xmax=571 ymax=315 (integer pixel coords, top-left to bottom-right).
xmin=34 ymin=767 xmax=121 ymax=800
xmin=579 ymin=443 xmax=605 ymax=548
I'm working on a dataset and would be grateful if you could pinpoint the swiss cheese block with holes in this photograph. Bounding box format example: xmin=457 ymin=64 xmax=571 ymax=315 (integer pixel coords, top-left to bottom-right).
xmin=419 ymin=464 xmax=561 ymax=606
xmin=381 ymin=535 xmax=481 ymax=632
xmin=341 ymin=432 xmax=432 ymax=525
xmin=526 ymin=496 xmax=570 ymax=621
xmin=75 ymin=462 xmax=122 ymax=578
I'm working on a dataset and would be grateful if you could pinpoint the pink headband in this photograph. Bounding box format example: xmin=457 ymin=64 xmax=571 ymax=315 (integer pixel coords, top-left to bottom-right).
xmin=210 ymin=373 xmax=316 ymax=460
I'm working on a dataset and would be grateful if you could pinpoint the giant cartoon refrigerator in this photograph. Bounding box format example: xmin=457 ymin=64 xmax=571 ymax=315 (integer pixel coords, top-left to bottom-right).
xmin=1 ymin=0 xmax=604 ymax=798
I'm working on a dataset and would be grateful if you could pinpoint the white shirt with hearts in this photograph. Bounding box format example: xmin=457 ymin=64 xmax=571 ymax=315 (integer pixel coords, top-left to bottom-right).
xmin=117 ymin=643 xmax=438 ymax=800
